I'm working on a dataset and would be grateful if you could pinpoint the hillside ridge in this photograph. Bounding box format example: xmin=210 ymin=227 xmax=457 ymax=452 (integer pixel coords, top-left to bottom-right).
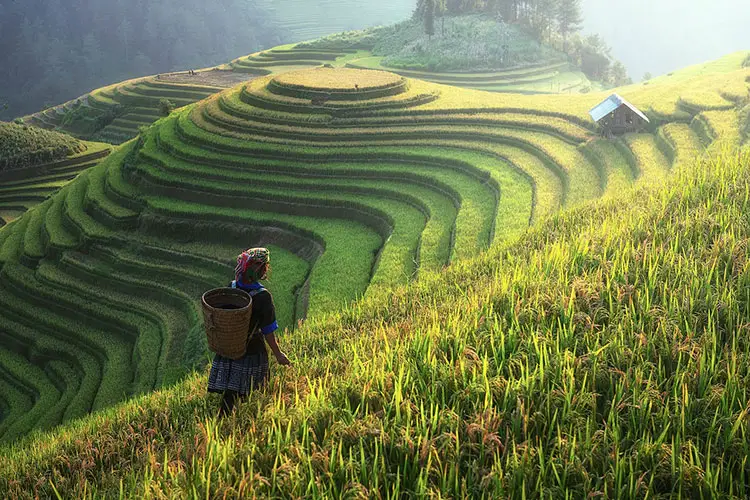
xmin=1 ymin=146 xmax=749 ymax=497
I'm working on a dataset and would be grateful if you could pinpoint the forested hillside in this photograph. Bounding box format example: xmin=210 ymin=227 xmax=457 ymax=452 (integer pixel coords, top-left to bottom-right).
xmin=0 ymin=0 xmax=284 ymax=120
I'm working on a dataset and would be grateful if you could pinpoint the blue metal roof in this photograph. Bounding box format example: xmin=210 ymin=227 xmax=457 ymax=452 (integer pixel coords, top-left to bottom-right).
xmin=589 ymin=93 xmax=650 ymax=123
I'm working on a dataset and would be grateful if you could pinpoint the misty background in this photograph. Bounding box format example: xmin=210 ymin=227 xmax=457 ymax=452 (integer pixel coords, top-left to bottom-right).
xmin=582 ymin=0 xmax=749 ymax=81
xmin=1 ymin=0 xmax=747 ymax=120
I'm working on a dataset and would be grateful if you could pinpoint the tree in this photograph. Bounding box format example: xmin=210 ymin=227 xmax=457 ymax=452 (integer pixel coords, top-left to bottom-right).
xmin=424 ymin=0 xmax=436 ymax=38
xmin=557 ymin=0 xmax=582 ymax=54
xmin=435 ymin=0 xmax=447 ymax=35
xmin=610 ymin=61 xmax=631 ymax=86
xmin=642 ymin=72 xmax=653 ymax=82
xmin=530 ymin=0 xmax=557 ymax=42
xmin=566 ymin=33 xmax=616 ymax=84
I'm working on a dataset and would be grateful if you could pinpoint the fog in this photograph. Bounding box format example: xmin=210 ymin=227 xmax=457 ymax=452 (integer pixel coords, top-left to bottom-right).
xmin=582 ymin=0 xmax=749 ymax=80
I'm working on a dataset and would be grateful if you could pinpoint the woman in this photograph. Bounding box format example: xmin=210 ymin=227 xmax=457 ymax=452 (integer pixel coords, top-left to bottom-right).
xmin=207 ymin=248 xmax=291 ymax=416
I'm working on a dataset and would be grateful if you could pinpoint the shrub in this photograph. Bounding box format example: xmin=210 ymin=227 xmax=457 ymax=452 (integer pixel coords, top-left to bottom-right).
xmin=158 ymin=98 xmax=176 ymax=117
xmin=0 ymin=122 xmax=83 ymax=171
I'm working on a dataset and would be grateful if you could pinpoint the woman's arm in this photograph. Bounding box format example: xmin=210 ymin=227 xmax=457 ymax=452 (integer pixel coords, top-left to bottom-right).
xmin=264 ymin=333 xmax=291 ymax=365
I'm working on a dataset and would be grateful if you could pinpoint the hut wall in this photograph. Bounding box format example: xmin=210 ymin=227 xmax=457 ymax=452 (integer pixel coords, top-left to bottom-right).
xmin=599 ymin=106 xmax=647 ymax=135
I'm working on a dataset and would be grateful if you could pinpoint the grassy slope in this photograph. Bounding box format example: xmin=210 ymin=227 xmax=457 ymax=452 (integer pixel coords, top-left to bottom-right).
xmin=0 ymin=51 xmax=745 ymax=445
xmin=1 ymin=148 xmax=749 ymax=498
xmin=0 ymin=50 xmax=747 ymax=495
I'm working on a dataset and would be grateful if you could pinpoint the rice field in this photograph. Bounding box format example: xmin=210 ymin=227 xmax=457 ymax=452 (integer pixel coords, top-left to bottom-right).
xmin=0 ymin=139 xmax=111 ymax=225
xmin=231 ymin=45 xmax=593 ymax=95
xmin=0 ymin=48 xmax=748 ymax=497
xmin=22 ymin=75 xmax=235 ymax=146
xmin=1 ymin=144 xmax=749 ymax=497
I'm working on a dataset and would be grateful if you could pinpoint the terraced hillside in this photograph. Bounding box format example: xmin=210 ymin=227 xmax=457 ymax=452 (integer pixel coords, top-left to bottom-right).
xmin=0 ymin=55 xmax=747 ymax=443
xmin=23 ymin=73 xmax=248 ymax=146
xmin=22 ymin=36 xmax=593 ymax=147
xmin=231 ymin=44 xmax=592 ymax=94
xmin=0 ymin=143 xmax=111 ymax=226
xmin=3 ymin=138 xmax=750 ymax=500
xmin=0 ymin=123 xmax=112 ymax=225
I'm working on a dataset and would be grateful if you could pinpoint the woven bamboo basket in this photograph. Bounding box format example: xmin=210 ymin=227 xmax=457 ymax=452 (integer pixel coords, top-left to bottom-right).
xmin=202 ymin=288 xmax=253 ymax=360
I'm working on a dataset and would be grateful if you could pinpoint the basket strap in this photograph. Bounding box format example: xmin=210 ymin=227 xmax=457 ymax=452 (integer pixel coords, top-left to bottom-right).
xmin=205 ymin=309 xmax=216 ymax=329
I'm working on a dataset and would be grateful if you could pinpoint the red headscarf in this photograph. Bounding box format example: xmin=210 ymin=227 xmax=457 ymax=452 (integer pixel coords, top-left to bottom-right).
xmin=235 ymin=248 xmax=270 ymax=283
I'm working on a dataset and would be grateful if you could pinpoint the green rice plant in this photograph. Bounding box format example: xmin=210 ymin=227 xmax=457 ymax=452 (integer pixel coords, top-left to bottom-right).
xmin=61 ymin=171 xmax=116 ymax=243
xmin=0 ymin=140 xmax=110 ymax=220
xmin=50 ymin=254 xmax=198 ymax=386
xmin=234 ymin=57 xmax=322 ymax=69
xmin=580 ymin=138 xmax=635 ymax=198
xmin=0 ymin=264 xmax=133 ymax=413
xmin=43 ymin=188 xmax=80 ymax=254
xmin=83 ymin=155 xmax=139 ymax=229
xmin=113 ymin=86 xmax=194 ymax=109
xmin=138 ymin=142 xmax=458 ymax=270
xmin=190 ymin=105 xmax=583 ymax=213
xmin=143 ymin=197 xmax=382 ymax=317
xmin=1 ymin=52 xmax=747 ymax=449
xmin=622 ymin=133 xmax=671 ymax=185
xmin=128 ymin=82 xmax=219 ymax=101
xmin=346 ymin=56 xmax=593 ymax=96
xmin=172 ymin=111 xmax=512 ymax=250
xmin=620 ymin=58 xmax=750 ymax=122
xmin=0 ymin=343 xmax=64 ymax=442
xmin=105 ymin=118 xmax=145 ymax=132
xmin=257 ymin=50 xmax=341 ymax=62
xmin=135 ymin=156 xmax=429 ymax=293
xmin=0 ymin=217 xmax=29 ymax=264
xmin=175 ymin=110 xmax=538 ymax=251
xmin=700 ymin=110 xmax=743 ymax=150
xmin=240 ymin=77 xmax=438 ymax=114
xmin=85 ymin=241 xmax=308 ymax=338
xmin=150 ymin=119 xmax=506 ymax=256
xmin=0 ymin=179 xmax=70 ymax=193
xmin=347 ymin=57 xmax=570 ymax=82
xmin=334 ymin=111 xmax=592 ymax=142
xmin=139 ymin=80 xmax=223 ymax=94
xmin=0 ymin=367 xmax=36 ymax=442
xmin=0 ymin=313 xmax=99 ymax=425
xmin=2 ymin=148 xmax=750 ymax=497
xmin=657 ymin=123 xmax=705 ymax=170
xmin=20 ymin=199 xmax=52 ymax=265
xmin=207 ymin=92 xmax=588 ymax=146
xmin=30 ymin=260 xmax=165 ymax=393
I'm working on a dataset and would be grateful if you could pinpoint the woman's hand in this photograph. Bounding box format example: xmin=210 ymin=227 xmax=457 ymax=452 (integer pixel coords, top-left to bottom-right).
xmin=275 ymin=351 xmax=291 ymax=366
xmin=265 ymin=333 xmax=291 ymax=365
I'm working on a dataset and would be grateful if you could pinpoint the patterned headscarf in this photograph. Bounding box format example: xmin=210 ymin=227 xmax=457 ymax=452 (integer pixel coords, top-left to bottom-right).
xmin=235 ymin=247 xmax=270 ymax=283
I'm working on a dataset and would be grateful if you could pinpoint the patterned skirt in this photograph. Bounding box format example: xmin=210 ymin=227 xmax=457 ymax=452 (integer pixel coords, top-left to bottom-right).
xmin=207 ymin=345 xmax=269 ymax=395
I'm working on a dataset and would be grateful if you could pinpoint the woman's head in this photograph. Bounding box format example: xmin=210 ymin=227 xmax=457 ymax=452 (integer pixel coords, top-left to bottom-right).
xmin=235 ymin=247 xmax=270 ymax=283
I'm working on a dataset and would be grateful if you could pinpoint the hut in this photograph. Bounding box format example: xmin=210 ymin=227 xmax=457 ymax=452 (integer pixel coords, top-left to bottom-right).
xmin=589 ymin=93 xmax=650 ymax=136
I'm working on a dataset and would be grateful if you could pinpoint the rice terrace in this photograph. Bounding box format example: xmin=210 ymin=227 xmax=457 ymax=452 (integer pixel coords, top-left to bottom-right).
xmin=0 ymin=0 xmax=749 ymax=497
